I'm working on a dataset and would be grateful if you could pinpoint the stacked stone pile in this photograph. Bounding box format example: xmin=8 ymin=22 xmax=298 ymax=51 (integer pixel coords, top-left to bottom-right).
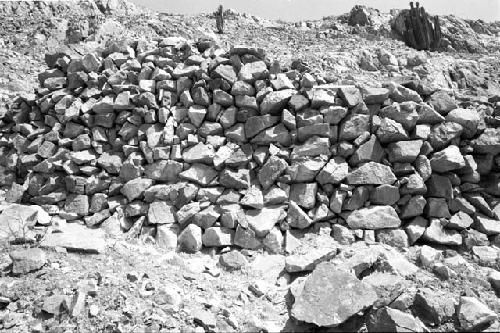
xmin=1 ymin=36 xmax=500 ymax=255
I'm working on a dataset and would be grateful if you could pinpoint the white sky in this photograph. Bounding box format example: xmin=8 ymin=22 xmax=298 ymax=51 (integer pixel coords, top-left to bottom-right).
xmin=130 ymin=0 xmax=500 ymax=22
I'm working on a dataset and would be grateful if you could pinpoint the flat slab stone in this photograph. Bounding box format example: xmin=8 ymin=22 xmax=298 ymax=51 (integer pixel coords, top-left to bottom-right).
xmin=41 ymin=223 xmax=106 ymax=253
xmin=475 ymin=215 xmax=500 ymax=235
xmin=285 ymin=247 xmax=337 ymax=273
xmin=291 ymin=262 xmax=378 ymax=327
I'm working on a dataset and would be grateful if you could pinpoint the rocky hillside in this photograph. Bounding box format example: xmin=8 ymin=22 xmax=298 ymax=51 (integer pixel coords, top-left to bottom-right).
xmin=0 ymin=1 xmax=500 ymax=332
xmin=1 ymin=1 xmax=499 ymax=102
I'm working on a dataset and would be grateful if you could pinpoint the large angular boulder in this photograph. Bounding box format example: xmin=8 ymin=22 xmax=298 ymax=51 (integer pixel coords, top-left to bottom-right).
xmin=246 ymin=207 xmax=286 ymax=237
xmin=346 ymin=162 xmax=396 ymax=185
xmin=447 ymin=212 xmax=474 ymax=230
xmin=239 ymin=61 xmax=269 ymax=82
xmin=321 ymin=106 xmax=348 ymax=124
xmin=457 ymin=296 xmax=498 ymax=331
xmin=445 ymin=108 xmax=480 ymax=138
xmin=428 ymin=91 xmax=458 ymax=115
xmin=475 ymin=215 xmax=500 ymax=235
xmin=214 ymin=64 xmax=237 ymax=84
xmin=219 ymin=250 xmax=248 ymax=270
xmin=291 ymin=263 xmax=377 ymax=327
xmin=370 ymin=185 xmax=400 ymax=205
xmin=10 ymin=248 xmax=47 ymax=274
xmin=176 ymin=202 xmax=201 ymax=227
xmin=339 ymin=114 xmax=371 ymax=141
xmin=203 ymin=227 xmax=234 ymax=247
xmin=179 ymin=164 xmax=218 ymax=186
xmin=387 ymin=140 xmax=423 ymax=163
xmin=244 ymin=115 xmax=280 ymax=139
xmin=178 ymin=224 xmax=203 ymax=253
xmin=472 ymin=128 xmax=500 ymax=155
xmin=121 ymin=178 xmax=153 ymax=201
xmin=428 ymin=122 xmax=463 ymax=150
xmin=97 ymin=153 xmax=123 ymax=174
xmin=368 ymin=307 xmax=427 ymax=332
xmin=251 ymin=124 xmax=291 ymax=146
xmin=422 ymin=219 xmax=462 ymax=246
xmin=219 ymin=169 xmax=250 ymax=189
xmin=288 ymin=157 xmax=327 ymax=182
xmin=338 ymin=86 xmax=362 ymax=107
xmin=233 ymin=225 xmax=262 ymax=249
xmin=240 ymin=187 xmax=264 ymax=209
xmin=287 ymin=201 xmax=313 ymax=229
xmin=182 ymin=143 xmax=215 ymax=164
xmin=289 ymin=183 xmax=317 ymax=209
xmin=376 ymin=117 xmax=409 ymax=143
xmin=430 ymin=145 xmax=465 ymax=172
xmin=347 ymin=206 xmax=401 ymax=229
xmin=148 ymin=202 xmax=176 ymax=224
xmin=316 ymin=157 xmax=349 ymax=185
xmin=426 ymin=174 xmax=453 ymax=200
xmin=64 ymin=194 xmax=89 ymax=216
xmin=362 ymin=87 xmax=389 ymax=104
xmin=144 ymin=160 xmax=183 ymax=182
xmin=413 ymin=288 xmax=456 ymax=326
xmin=260 ymin=89 xmax=295 ymax=115
xmin=258 ymin=156 xmax=288 ymax=190
xmin=384 ymin=82 xmax=422 ymax=103
xmin=349 ymin=134 xmax=384 ymax=165
xmin=379 ymin=102 xmax=419 ymax=130
xmin=292 ymin=136 xmax=330 ymax=156
xmin=156 ymin=224 xmax=179 ymax=249
xmin=416 ymin=103 xmax=445 ymax=124
xmin=297 ymin=123 xmax=330 ymax=142
xmin=310 ymin=89 xmax=337 ymax=108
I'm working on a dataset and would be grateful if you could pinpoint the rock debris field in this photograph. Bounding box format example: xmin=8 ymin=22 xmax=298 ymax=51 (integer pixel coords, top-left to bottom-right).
xmin=0 ymin=0 xmax=500 ymax=332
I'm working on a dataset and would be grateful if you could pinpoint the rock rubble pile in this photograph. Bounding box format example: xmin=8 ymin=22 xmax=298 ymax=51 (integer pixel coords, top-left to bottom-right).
xmin=1 ymin=36 xmax=500 ymax=256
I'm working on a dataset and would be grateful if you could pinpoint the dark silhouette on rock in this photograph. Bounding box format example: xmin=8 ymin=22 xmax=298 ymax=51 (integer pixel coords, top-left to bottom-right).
xmin=403 ymin=2 xmax=442 ymax=50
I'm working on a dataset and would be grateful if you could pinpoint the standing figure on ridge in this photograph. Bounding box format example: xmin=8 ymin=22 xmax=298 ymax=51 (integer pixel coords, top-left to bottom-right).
xmin=215 ymin=5 xmax=224 ymax=34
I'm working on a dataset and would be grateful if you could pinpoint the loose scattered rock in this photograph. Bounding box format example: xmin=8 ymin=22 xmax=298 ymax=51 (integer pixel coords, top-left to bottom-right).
xmin=219 ymin=251 xmax=248 ymax=270
xmin=457 ymin=297 xmax=498 ymax=331
xmin=9 ymin=248 xmax=47 ymax=274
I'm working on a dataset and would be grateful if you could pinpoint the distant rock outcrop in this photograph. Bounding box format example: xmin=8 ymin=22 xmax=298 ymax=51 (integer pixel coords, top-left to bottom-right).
xmin=346 ymin=3 xmax=498 ymax=53
xmin=391 ymin=7 xmax=498 ymax=53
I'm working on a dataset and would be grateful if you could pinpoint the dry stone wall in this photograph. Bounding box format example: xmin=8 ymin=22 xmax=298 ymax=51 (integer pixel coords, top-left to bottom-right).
xmin=2 ymin=37 xmax=500 ymax=253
